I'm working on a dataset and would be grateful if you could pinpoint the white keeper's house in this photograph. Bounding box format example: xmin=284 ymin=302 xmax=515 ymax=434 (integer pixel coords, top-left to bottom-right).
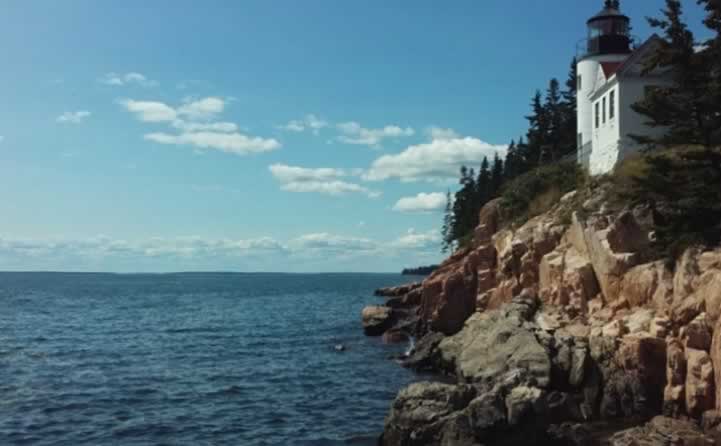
xmin=576 ymin=0 xmax=671 ymax=175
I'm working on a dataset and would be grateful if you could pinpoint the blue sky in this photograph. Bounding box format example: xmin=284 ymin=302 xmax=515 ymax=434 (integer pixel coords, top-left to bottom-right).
xmin=0 ymin=1 xmax=711 ymax=272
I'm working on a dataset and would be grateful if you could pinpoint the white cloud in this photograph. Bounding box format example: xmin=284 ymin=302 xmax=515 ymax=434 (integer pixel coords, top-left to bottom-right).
xmin=177 ymin=97 xmax=225 ymax=121
xmin=119 ymin=97 xmax=278 ymax=155
xmin=391 ymin=229 xmax=441 ymax=250
xmin=0 ymin=235 xmax=287 ymax=260
xmin=171 ymin=120 xmax=238 ymax=132
xmin=119 ymin=97 xmax=227 ymax=123
xmin=56 ymin=111 xmax=91 ymax=124
xmin=392 ymin=192 xmax=447 ymax=213
xmin=426 ymin=127 xmax=459 ymax=140
xmin=120 ymin=99 xmax=178 ymax=122
xmin=336 ymin=121 xmax=414 ymax=148
xmin=279 ymin=114 xmax=329 ymax=134
xmin=269 ymin=164 xmax=380 ymax=198
xmin=364 ymin=133 xmax=506 ymax=182
xmin=100 ymin=72 xmax=157 ymax=87
xmin=145 ymin=131 xmax=280 ymax=155
xmin=291 ymin=233 xmax=377 ymax=252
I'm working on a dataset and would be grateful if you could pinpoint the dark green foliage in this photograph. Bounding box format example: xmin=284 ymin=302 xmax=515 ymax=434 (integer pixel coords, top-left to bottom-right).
xmin=627 ymin=148 xmax=721 ymax=260
xmin=631 ymin=0 xmax=720 ymax=148
xmin=441 ymin=190 xmax=454 ymax=253
xmin=625 ymin=0 xmax=721 ymax=260
xmin=499 ymin=161 xmax=585 ymax=224
xmin=401 ymin=265 xmax=439 ymax=276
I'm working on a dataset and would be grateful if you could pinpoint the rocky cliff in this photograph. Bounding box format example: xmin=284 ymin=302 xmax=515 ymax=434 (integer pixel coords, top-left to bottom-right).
xmin=364 ymin=184 xmax=721 ymax=445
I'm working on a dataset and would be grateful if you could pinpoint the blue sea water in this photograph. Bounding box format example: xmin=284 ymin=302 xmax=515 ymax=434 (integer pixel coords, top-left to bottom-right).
xmin=0 ymin=272 xmax=423 ymax=446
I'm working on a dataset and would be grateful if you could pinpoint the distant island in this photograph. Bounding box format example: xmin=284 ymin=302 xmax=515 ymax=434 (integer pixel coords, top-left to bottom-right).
xmin=401 ymin=265 xmax=438 ymax=276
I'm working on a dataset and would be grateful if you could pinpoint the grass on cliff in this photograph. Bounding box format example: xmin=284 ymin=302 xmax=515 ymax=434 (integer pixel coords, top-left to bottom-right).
xmin=498 ymin=160 xmax=586 ymax=227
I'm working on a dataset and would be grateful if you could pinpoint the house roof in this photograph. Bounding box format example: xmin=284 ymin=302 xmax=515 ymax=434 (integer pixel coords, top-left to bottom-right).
xmin=589 ymin=34 xmax=665 ymax=101
xmin=601 ymin=62 xmax=623 ymax=78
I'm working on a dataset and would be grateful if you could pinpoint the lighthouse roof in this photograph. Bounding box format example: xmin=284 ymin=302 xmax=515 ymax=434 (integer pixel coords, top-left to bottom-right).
xmin=587 ymin=1 xmax=629 ymax=25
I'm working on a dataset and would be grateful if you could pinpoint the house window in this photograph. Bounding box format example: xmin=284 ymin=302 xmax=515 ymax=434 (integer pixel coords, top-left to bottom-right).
xmin=602 ymin=97 xmax=607 ymax=124
xmin=577 ymin=75 xmax=582 ymax=91
xmin=595 ymin=102 xmax=599 ymax=129
xmin=609 ymin=90 xmax=616 ymax=120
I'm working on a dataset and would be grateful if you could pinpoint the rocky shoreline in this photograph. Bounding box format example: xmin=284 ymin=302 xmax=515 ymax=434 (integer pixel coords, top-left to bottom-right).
xmin=363 ymin=185 xmax=721 ymax=445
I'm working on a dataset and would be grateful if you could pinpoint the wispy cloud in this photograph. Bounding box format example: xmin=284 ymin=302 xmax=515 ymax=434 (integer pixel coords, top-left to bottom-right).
xmin=336 ymin=121 xmax=414 ymax=148
xmin=100 ymin=72 xmax=157 ymax=87
xmin=392 ymin=192 xmax=447 ymax=213
xmin=0 ymin=229 xmax=440 ymax=265
xmin=119 ymin=97 xmax=280 ymax=155
xmin=278 ymin=114 xmax=329 ymax=134
xmin=145 ymin=131 xmax=280 ymax=155
xmin=269 ymin=164 xmax=380 ymax=198
xmin=56 ymin=111 xmax=91 ymax=124
xmin=364 ymin=129 xmax=506 ymax=182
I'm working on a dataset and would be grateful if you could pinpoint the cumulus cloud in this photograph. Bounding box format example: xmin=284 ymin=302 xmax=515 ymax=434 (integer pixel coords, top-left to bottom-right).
xmin=269 ymin=164 xmax=380 ymax=198
xmin=120 ymin=99 xmax=178 ymax=122
xmin=171 ymin=120 xmax=238 ymax=132
xmin=364 ymin=132 xmax=506 ymax=182
xmin=56 ymin=111 xmax=91 ymax=124
xmin=100 ymin=72 xmax=157 ymax=87
xmin=279 ymin=114 xmax=329 ymax=134
xmin=145 ymin=131 xmax=280 ymax=155
xmin=336 ymin=121 xmax=414 ymax=148
xmin=392 ymin=192 xmax=447 ymax=213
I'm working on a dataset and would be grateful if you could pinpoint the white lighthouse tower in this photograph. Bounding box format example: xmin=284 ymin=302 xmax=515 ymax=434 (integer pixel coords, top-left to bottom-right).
xmin=576 ymin=0 xmax=633 ymax=167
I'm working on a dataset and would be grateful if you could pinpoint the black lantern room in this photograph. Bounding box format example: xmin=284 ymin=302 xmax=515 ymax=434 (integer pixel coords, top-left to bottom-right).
xmin=585 ymin=0 xmax=632 ymax=57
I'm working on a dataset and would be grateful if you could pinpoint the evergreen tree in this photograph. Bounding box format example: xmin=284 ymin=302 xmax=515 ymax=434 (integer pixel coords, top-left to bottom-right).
xmin=631 ymin=0 xmax=717 ymax=148
xmin=450 ymin=166 xmax=478 ymax=245
xmin=441 ymin=190 xmax=454 ymax=253
xmin=476 ymin=157 xmax=491 ymax=206
xmin=560 ymin=58 xmax=579 ymax=157
xmin=503 ymin=139 xmax=519 ymax=180
xmin=697 ymin=0 xmax=721 ymax=144
xmin=524 ymin=91 xmax=546 ymax=167
xmin=490 ymin=152 xmax=504 ymax=196
xmin=542 ymin=78 xmax=563 ymax=163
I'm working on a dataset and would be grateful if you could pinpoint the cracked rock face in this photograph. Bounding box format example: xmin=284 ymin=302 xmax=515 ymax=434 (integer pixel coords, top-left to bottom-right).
xmin=376 ymin=192 xmax=721 ymax=445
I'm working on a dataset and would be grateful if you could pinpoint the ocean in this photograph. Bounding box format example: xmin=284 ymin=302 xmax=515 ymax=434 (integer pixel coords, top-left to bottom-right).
xmin=0 ymin=272 xmax=422 ymax=445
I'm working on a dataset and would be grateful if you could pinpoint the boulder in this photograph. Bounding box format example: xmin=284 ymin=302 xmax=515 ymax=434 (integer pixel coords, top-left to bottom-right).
xmin=696 ymin=271 xmax=721 ymax=324
xmin=664 ymin=338 xmax=687 ymax=418
xmin=381 ymin=382 xmax=476 ymax=446
xmin=402 ymin=332 xmax=445 ymax=372
xmin=361 ymin=305 xmax=393 ymax=336
xmin=682 ymin=313 xmax=713 ymax=351
xmin=608 ymin=416 xmax=714 ymax=446
xmin=438 ymin=299 xmax=551 ymax=388
xmin=685 ymin=348 xmax=716 ymax=418
xmin=711 ymin=317 xmax=721 ymax=411
xmin=619 ymin=261 xmax=673 ymax=309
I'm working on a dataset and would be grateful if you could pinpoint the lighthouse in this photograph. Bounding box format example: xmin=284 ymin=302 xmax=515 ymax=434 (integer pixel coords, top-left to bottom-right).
xmin=576 ymin=0 xmax=633 ymax=169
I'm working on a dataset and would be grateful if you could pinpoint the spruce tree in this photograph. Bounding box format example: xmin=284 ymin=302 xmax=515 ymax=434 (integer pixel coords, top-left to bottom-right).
xmin=490 ymin=152 xmax=504 ymax=196
xmin=561 ymin=58 xmax=579 ymax=157
xmin=441 ymin=190 xmax=454 ymax=253
xmin=475 ymin=157 xmax=491 ymax=205
xmin=697 ymin=0 xmax=721 ymax=145
xmin=524 ymin=91 xmax=546 ymax=167
xmin=504 ymin=140 xmax=519 ymax=181
xmin=631 ymin=0 xmax=716 ymax=148
xmin=543 ymin=78 xmax=563 ymax=163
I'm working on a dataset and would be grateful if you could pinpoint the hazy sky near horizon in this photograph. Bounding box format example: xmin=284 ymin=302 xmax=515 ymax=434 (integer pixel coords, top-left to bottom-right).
xmin=0 ymin=1 xmax=711 ymax=272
